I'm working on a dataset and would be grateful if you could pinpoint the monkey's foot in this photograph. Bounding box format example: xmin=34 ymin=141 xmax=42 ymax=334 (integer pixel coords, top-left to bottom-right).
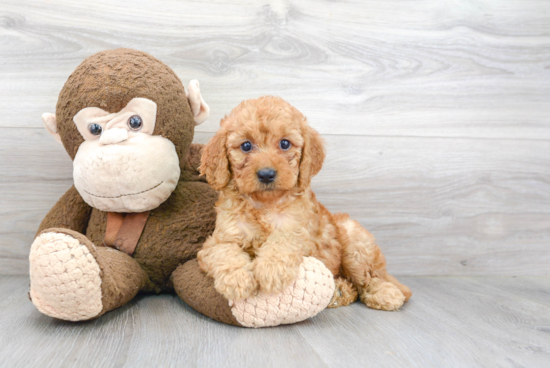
xmin=174 ymin=257 xmax=335 ymax=328
xmin=230 ymin=257 xmax=335 ymax=327
xmin=29 ymin=230 xmax=103 ymax=321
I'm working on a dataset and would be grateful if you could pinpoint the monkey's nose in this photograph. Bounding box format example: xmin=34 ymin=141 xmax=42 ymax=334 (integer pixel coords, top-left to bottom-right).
xmin=99 ymin=128 xmax=129 ymax=145
xmin=257 ymin=168 xmax=277 ymax=184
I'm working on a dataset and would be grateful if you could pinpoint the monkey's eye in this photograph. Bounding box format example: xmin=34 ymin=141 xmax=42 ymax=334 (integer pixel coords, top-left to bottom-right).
xmin=88 ymin=123 xmax=103 ymax=136
xmin=241 ymin=141 xmax=252 ymax=152
xmin=280 ymin=139 xmax=291 ymax=150
xmin=128 ymin=115 xmax=143 ymax=130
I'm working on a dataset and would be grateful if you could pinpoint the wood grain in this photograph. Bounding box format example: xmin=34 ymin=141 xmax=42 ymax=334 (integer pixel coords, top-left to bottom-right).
xmin=2 ymin=130 xmax=548 ymax=276
xmin=1 ymin=0 xmax=549 ymax=276
xmin=1 ymin=0 xmax=549 ymax=139
xmin=296 ymin=276 xmax=550 ymax=367
xmin=1 ymin=275 xmax=549 ymax=367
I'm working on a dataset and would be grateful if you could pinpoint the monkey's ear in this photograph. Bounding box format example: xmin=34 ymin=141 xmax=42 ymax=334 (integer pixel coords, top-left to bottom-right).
xmin=186 ymin=80 xmax=210 ymax=126
xmin=199 ymin=129 xmax=230 ymax=190
xmin=42 ymin=113 xmax=62 ymax=144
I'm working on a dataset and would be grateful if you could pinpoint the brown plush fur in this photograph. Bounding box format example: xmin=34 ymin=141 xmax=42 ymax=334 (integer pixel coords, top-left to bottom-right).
xmin=172 ymin=259 xmax=241 ymax=326
xmin=36 ymin=145 xmax=218 ymax=292
xmin=34 ymin=49 xmax=226 ymax=320
xmin=198 ymin=96 xmax=412 ymax=310
xmin=55 ymin=48 xmax=195 ymax=166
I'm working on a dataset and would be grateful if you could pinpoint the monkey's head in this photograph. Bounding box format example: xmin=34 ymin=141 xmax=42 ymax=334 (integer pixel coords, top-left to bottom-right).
xmin=42 ymin=49 xmax=209 ymax=213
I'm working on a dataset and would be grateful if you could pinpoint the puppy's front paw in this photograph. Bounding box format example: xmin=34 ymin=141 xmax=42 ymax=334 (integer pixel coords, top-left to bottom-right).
xmin=254 ymin=257 xmax=300 ymax=294
xmin=214 ymin=268 xmax=258 ymax=301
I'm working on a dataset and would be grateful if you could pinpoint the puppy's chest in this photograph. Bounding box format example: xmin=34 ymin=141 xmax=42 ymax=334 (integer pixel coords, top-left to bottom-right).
xmin=238 ymin=211 xmax=296 ymax=254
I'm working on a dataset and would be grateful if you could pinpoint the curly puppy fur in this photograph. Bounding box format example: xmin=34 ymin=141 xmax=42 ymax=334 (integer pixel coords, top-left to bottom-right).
xmin=198 ymin=96 xmax=411 ymax=310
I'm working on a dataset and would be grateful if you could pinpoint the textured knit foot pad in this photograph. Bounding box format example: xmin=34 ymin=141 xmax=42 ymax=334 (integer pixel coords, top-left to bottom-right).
xmin=230 ymin=257 xmax=335 ymax=328
xmin=29 ymin=232 xmax=103 ymax=321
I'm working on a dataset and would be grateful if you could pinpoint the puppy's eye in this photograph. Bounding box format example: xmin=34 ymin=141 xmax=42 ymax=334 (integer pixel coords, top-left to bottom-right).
xmin=128 ymin=115 xmax=143 ymax=131
xmin=88 ymin=123 xmax=102 ymax=136
xmin=280 ymin=139 xmax=291 ymax=150
xmin=241 ymin=141 xmax=252 ymax=152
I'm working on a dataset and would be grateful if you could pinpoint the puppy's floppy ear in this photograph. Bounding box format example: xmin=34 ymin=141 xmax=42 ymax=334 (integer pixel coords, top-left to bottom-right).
xmin=298 ymin=122 xmax=325 ymax=189
xmin=200 ymin=129 xmax=231 ymax=190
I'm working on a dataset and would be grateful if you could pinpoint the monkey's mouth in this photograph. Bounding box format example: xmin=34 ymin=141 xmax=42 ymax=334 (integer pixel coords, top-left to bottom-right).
xmin=84 ymin=181 xmax=163 ymax=199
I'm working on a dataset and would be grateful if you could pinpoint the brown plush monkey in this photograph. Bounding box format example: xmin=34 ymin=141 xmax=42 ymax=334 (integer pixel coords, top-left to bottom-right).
xmin=30 ymin=49 xmax=333 ymax=327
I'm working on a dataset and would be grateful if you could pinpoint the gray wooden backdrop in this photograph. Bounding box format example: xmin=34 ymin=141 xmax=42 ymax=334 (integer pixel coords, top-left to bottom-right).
xmin=1 ymin=0 xmax=549 ymax=276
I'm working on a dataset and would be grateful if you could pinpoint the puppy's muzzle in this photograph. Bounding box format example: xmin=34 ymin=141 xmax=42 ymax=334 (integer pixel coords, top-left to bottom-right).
xmin=257 ymin=168 xmax=277 ymax=184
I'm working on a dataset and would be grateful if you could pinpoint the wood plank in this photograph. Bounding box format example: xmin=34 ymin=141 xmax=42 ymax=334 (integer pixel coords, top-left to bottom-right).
xmin=315 ymin=135 xmax=550 ymax=276
xmin=1 ymin=276 xmax=549 ymax=367
xmin=1 ymin=0 xmax=549 ymax=139
xmin=296 ymin=276 xmax=550 ymax=367
xmin=481 ymin=277 xmax=550 ymax=307
xmin=1 ymin=129 xmax=548 ymax=276
xmin=0 ymin=276 xmax=327 ymax=368
xmin=1 ymin=0 xmax=549 ymax=276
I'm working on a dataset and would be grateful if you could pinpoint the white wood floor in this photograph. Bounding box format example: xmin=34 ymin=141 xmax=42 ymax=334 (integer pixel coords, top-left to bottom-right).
xmin=1 ymin=275 xmax=549 ymax=367
xmin=1 ymin=1 xmax=549 ymax=367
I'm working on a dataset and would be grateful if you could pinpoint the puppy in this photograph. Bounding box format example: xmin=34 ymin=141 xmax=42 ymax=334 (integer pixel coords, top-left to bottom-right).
xmin=198 ymin=96 xmax=411 ymax=310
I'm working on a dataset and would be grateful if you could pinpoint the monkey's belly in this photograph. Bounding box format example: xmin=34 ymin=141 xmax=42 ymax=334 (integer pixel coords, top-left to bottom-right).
xmin=86 ymin=180 xmax=217 ymax=290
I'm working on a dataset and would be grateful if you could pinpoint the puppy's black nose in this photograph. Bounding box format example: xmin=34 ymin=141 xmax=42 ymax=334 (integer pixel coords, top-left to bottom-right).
xmin=257 ymin=168 xmax=277 ymax=184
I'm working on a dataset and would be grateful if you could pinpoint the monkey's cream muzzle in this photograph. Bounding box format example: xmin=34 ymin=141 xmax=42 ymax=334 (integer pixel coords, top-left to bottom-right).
xmin=71 ymin=98 xmax=180 ymax=213
xmin=41 ymin=80 xmax=211 ymax=213
xmin=99 ymin=128 xmax=129 ymax=145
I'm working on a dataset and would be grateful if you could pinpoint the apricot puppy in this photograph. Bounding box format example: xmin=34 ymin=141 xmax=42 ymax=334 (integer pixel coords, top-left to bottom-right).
xmin=198 ymin=96 xmax=411 ymax=310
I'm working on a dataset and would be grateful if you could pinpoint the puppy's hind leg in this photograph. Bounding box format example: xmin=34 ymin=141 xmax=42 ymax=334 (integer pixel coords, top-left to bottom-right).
xmin=327 ymin=277 xmax=358 ymax=308
xmin=377 ymin=268 xmax=412 ymax=301
xmin=334 ymin=214 xmax=411 ymax=311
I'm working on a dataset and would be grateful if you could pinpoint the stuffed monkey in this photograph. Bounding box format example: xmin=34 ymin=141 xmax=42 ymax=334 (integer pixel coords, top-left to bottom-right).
xmin=29 ymin=49 xmax=334 ymax=327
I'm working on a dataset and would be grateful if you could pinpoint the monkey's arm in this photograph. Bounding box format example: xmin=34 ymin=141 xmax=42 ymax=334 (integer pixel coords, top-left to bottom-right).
xmin=35 ymin=185 xmax=92 ymax=236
